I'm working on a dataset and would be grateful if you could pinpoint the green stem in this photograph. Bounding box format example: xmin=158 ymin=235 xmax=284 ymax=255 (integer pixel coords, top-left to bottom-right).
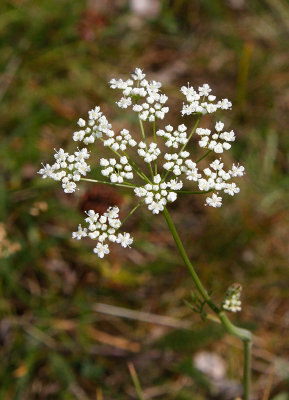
xmin=163 ymin=206 xmax=253 ymax=399
xmin=120 ymin=200 xmax=144 ymax=227
xmin=138 ymin=115 xmax=146 ymax=144
xmin=179 ymin=116 xmax=201 ymax=154
xmin=176 ymin=189 xmax=212 ymax=195
xmin=80 ymin=178 xmax=136 ymax=189
xmin=243 ymin=340 xmax=252 ymax=400
xmin=196 ymin=149 xmax=212 ymax=164
xmin=138 ymin=116 xmax=154 ymax=180
xmin=122 ymin=150 xmax=152 ymax=184
xmin=153 ymin=120 xmax=158 ymax=175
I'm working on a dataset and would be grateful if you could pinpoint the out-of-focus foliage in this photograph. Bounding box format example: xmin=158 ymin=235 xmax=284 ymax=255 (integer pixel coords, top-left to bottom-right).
xmin=0 ymin=0 xmax=289 ymax=399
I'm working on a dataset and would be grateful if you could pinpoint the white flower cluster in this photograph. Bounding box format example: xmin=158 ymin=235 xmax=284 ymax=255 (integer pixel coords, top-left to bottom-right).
xmin=156 ymin=124 xmax=188 ymax=149
xmin=222 ymin=284 xmax=242 ymax=313
xmin=163 ymin=151 xmax=189 ymax=176
xmin=138 ymin=141 xmax=161 ymax=163
xmin=110 ymin=68 xmax=169 ymax=122
xmin=196 ymin=121 xmax=235 ymax=153
xmin=163 ymin=152 xmax=202 ymax=182
xmin=38 ymin=148 xmax=90 ymax=193
xmin=73 ymin=106 xmax=114 ymax=144
xmin=103 ymin=128 xmax=137 ymax=151
xmin=197 ymin=159 xmax=245 ymax=207
xmin=134 ymin=174 xmax=182 ymax=214
xmin=100 ymin=156 xmax=133 ymax=183
xmin=72 ymin=207 xmax=133 ymax=258
xmin=39 ymin=67 xmax=246 ymax=256
xmin=181 ymin=83 xmax=232 ymax=116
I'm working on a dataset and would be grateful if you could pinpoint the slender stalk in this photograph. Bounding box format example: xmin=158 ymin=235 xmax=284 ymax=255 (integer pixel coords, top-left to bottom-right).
xmin=163 ymin=207 xmax=218 ymax=312
xmin=196 ymin=149 xmax=212 ymax=164
xmin=122 ymin=150 xmax=152 ymax=184
xmin=120 ymin=200 xmax=144 ymax=227
xmin=179 ymin=116 xmax=201 ymax=154
xmin=138 ymin=115 xmax=147 ymax=144
xmin=80 ymin=178 xmax=137 ymax=189
xmin=163 ymin=206 xmax=253 ymax=399
xmin=176 ymin=189 xmax=212 ymax=195
xmin=244 ymin=340 xmax=252 ymax=400
xmin=152 ymin=120 xmax=158 ymax=175
xmin=138 ymin=116 xmax=154 ymax=180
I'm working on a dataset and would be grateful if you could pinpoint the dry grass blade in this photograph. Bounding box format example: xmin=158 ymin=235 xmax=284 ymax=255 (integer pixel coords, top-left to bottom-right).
xmin=93 ymin=302 xmax=192 ymax=329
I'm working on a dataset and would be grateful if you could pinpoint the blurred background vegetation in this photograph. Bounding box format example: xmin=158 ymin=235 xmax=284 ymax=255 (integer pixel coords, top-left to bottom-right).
xmin=1 ymin=0 xmax=289 ymax=399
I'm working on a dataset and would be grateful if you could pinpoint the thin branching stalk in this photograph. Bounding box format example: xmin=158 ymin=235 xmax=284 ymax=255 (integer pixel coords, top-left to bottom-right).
xmin=80 ymin=178 xmax=137 ymax=189
xmin=163 ymin=206 xmax=253 ymax=400
xmin=196 ymin=149 xmax=212 ymax=164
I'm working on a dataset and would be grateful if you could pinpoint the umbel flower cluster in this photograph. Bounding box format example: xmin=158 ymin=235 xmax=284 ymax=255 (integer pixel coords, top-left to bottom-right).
xmin=72 ymin=207 xmax=133 ymax=258
xmin=38 ymin=68 xmax=245 ymax=258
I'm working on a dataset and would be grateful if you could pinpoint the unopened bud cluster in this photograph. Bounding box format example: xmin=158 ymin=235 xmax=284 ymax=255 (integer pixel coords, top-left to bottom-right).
xmin=222 ymin=283 xmax=242 ymax=313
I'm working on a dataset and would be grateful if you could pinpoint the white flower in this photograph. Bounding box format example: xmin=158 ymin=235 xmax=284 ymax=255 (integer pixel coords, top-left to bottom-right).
xmin=73 ymin=206 xmax=133 ymax=258
xmin=157 ymin=124 xmax=188 ymax=149
xmin=117 ymin=97 xmax=132 ymax=109
xmin=181 ymin=84 xmax=232 ymax=116
xmin=138 ymin=142 xmax=161 ymax=163
xmin=38 ymin=148 xmax=91 ymax=194
xmin=132 ymin=68 xmax=146 ymax=81
xmin=134 ymin=175 xmax=183 ymax=214
xmin=230 ymin=164 xmax=245 ymax=177
xmin=196 ymin=122 xmax=235 ymax=153
xmin=38 ymin=163 xmax=56 ymax=179
xmin=62 ymin=180 xmax=77 ymax=193
xmin=206 ymin=194 xmax=222 ymax=208
xmin=100 ymin=157 xmax=133 ymax=183
xmin=77 ymin=118 xmax=86 ymax=127
xmin=224 ymin=183 xmax=240 ymax=196
xmin=73 ymin=107 xmax=114 ymax=144
xmin=116 ymin=232 xmax=133 ymax=248
xmin=72 ymin=224 xmax=87 ymax=240
xmin=93 ymin=243 xmax=110 ymax=258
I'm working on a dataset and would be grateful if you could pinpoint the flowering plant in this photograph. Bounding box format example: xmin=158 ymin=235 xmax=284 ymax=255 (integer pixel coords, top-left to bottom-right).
xmin=39 ymin=68 xmax=252 ymax=399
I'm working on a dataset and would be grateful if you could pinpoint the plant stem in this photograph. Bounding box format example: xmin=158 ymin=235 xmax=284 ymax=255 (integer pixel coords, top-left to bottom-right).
xmin=179 ymin=116 xmax=201 ymax=154
xmin=196 ymin=149 xmax=212 ymax=164
xmin=163 ymin=206 xmax=253 ymax=399
xmin=120 ymin=200 xmax=144 ymax=227
xmin=152 ymin=120 xmax=158 ymax=175
xmin=177 ymin=189 xmax=212 ymax=195
xmin=244 ymin=340 xmax=252 ymax=400
xmin=138 ymin=116 xmax=154 ymax=180
xmin=80 ymin=178 xmax=136 ymax=189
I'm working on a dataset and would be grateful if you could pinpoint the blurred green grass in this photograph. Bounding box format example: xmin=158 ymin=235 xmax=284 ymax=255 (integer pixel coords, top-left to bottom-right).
xmin=1 ymin=0 xmax=289 ymax=399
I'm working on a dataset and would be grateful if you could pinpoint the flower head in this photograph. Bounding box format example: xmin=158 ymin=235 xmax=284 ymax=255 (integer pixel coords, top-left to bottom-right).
xmin=39 ymin=67 xmax=245 ymax=257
